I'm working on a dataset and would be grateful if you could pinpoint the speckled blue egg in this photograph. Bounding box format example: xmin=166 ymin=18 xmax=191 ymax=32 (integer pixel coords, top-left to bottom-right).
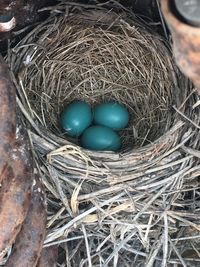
xmin=60 ymin=101 xmax=92 ymax=137
xmin=81 ymin=126 xmax=121 ymax=151
xmin=94 ymin=102 xmax=129 ymax=130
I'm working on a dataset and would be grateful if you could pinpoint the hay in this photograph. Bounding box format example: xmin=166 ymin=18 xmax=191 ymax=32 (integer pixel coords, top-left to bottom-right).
xmin=12 ymin=5 xmax=179 ymax=149
xmin=8 ymin=2 xmax=200 ymax=266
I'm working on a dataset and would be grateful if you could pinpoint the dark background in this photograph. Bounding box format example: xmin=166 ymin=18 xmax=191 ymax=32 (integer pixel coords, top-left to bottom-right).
xmin=0 ymin=0 xmax=160 ymax=52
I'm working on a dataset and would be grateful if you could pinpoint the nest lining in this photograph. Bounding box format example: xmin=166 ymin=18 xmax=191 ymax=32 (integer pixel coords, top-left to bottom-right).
xmin=12 ymin=8 xmax=180 ymax=149
xmin=8 ymin=3 xmax=200 ymax=267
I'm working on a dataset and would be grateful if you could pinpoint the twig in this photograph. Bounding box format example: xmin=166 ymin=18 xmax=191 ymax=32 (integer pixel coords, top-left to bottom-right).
xmin=81 ymin=224 xmax=92 ymax=267
xmin=162 ymin=213 xmax=168 ymax=267
xmin=169 ymin=238 xmax=188 ymax=267
xmin=173 ymin=105 xmax=200 ymax=129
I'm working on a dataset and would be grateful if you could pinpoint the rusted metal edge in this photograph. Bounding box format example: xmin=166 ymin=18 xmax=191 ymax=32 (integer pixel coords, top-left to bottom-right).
xmin=4 ymin=173 xmax=47 ymax=267
xmin=161 ymin=0 xmax=200 ymax=93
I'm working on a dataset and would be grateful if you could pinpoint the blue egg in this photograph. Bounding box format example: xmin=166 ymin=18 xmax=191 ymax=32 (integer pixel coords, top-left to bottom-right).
xmin=81 ymin=126 xmax=121 ymax=151
xmin=94 ymin=102 xmax=129 ymax=130
xmin=60 ymin=101 xmax=92 ymax=137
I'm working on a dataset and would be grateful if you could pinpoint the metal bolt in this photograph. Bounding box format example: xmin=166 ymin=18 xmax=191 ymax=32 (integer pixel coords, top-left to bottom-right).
xmin=175 ymin=0 xmax=200 ymax=26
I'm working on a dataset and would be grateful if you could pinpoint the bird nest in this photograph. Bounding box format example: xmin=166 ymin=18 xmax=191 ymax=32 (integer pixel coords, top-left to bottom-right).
xmin=9 ymin=2 xmax=200 ymax=266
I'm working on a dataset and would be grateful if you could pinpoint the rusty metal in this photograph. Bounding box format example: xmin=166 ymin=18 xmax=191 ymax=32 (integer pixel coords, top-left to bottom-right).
xmin=0 ymin=58 xmax=47 ymax=266
xmin=161 ymin=0 xmax=200 ymax=93
xmin=0 ymin=113 xmax=33 ymax=254
xmin=0 ymin=64 xmax=15 ymax=184
xmin=5 ymin=173 xmax=47 ymax=267
xmin=36 ymin=246 xmax=58 ymax=267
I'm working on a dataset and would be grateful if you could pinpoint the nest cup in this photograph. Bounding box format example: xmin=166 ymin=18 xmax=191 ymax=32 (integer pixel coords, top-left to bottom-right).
xmin=10 ymin=3 xmax=200 ymax=267
xmin=12 ymin=7 xmax=182 ymax=149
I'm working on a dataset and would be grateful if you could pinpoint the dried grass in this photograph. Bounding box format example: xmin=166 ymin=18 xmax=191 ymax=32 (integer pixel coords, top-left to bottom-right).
xmin=7 ymin=1 xmax=200 ymax=266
